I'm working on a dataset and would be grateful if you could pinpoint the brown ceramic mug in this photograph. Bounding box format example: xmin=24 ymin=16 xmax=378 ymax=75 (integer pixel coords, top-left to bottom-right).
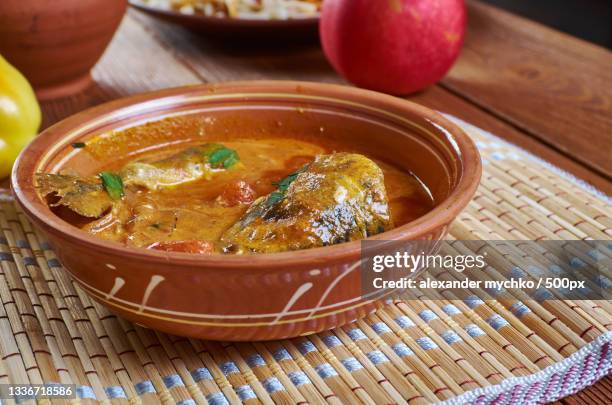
xmin=12 ymin=81 xmax=481 ymax=340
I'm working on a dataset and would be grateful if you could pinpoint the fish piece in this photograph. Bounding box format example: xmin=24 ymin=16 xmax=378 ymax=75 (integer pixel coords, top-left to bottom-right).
xmin=221 ymin=152 xmax=392 ymax=253
xmin=36 ymin=173 xmax=113 ymax=218
xmin=121 ymin=144 xmax=240 ymax=189
xmin=36 ymin=143 xmax=241 ymax=218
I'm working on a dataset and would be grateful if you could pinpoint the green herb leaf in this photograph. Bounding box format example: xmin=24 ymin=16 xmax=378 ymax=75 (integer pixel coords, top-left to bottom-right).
xmin=266 ymin=165 xmax=309 ymax=206
xmin=273 ymin=173 xmax=297 ymax=192
xmin=222 ymin=154 xmax=238 ymax=168
xmin=98 ymin=172 xmax=124 ymax=200
xmin=266 ymin=191 xmax=284 ymax=206
xmin=208 ymin=147 xmax=240 ymax=169
xmin=71 ymin=142 xmax=86 ymax=149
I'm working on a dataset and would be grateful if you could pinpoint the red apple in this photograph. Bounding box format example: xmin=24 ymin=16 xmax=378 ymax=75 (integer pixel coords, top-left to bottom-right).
xmin=320 ymin=0 xmax=466 ymax=94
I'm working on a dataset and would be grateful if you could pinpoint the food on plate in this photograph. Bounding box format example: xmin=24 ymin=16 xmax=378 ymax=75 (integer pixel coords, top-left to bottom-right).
xmin=140 ymin=0 xmax=322 ymax=19
xmin=37 ymin=126 xmax=433 ymax=254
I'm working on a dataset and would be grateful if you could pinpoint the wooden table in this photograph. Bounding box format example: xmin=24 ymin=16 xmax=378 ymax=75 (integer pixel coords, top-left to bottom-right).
xmin=31 ymin=0 xmax=611 ymax=194
xmin=4 ymin=0 xmax=611 ymax=402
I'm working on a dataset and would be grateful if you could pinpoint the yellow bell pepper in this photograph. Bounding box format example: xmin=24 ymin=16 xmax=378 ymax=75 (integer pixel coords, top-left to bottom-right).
xmin=0 ymin=54 xmax=41 ymax=179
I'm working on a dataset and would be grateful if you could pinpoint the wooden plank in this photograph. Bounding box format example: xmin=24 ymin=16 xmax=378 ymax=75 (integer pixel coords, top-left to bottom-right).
xmin=407 ymin=87 xmax=612 ymax=194
xmin=128 ymin=11 xmax=339 ymax=83
xmin=442 ymin=0 xmax=612 ymax=178
xmin=129 ymin=10 xmax=611 ymax=193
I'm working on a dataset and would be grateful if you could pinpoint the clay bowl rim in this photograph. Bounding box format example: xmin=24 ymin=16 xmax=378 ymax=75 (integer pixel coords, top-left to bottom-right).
xmin=128 ymin=0 xmax=320 ymax=29
xmin=12 ymin=80 xmax=481 ymax=270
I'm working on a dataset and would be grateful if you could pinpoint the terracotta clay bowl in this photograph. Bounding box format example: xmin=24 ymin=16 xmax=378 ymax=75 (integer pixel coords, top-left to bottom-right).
xmin=12 ymin=81 xmax=481 ymax=341
xmin=129 ymin=0 xmax=319 ymax=40
xmin=0 ymin=0 xmax=126 ymax=100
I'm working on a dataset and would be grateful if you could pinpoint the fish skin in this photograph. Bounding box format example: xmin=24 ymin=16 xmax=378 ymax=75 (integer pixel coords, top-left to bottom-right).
xmin=36 ymin=173 xmax=113 ymax=218
xmin=221 ymin=153 xmax=392 ymax=253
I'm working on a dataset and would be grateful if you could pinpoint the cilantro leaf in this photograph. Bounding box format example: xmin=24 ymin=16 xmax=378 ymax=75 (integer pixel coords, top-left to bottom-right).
xmin=266 ymin=165 xmax=309 ymax=206
xmin=208 ymin=146 xmax=240 ymax=169
xmin=98 ymin=172 xmax=124 ymax=200
xmin=266 ymin=191 xmax=284 ymax=206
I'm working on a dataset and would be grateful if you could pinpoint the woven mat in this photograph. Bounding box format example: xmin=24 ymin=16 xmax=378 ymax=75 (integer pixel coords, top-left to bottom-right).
xmin=0 ymin=117 xmax=610 ymax=405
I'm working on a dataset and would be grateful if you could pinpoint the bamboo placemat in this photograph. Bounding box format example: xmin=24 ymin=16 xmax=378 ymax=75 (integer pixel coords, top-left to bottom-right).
xmin=0 ymin=118 xmax=610 ymax=405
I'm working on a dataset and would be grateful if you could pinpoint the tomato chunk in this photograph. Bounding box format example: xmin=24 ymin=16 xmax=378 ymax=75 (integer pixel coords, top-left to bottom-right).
xmin=217 ymin=180 xmax=256 ymax=207
xmin=147 ymin=240 xmax=214 ymax=254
